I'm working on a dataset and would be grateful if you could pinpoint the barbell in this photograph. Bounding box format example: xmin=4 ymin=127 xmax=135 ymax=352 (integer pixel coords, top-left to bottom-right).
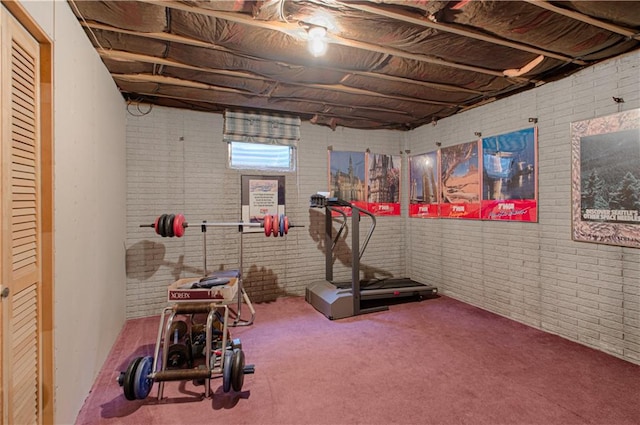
xmin=141 ymin=213 xmax=298 ymax=238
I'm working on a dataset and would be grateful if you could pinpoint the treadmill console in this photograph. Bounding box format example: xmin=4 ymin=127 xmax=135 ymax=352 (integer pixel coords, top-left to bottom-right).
xmin=309 ymin=194 xmax=350 ymax=208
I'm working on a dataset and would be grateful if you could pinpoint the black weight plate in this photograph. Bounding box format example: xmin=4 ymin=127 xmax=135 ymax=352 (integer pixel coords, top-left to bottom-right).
xmin=231 ymin=348 xmax=245 ymax=392
xmin=158 ymin=214 xmax=167 ymax=237
xmin=133 ymin=356 xmax=154 ymax=400
xmin=163 ymin=214 xmax=173 ymax=238
xmin=222 ymin=349 xmax=233 ymax=393
xmin=167 ymin=344 xmax=188 ymax=369
xmin=123 ymin=357 xmax=142 ymax=401
xmin=166 ymin=214 xmax=175 ymax=237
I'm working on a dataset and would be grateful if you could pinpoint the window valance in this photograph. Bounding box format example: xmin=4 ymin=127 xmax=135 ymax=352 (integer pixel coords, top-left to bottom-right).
xmin=223 ymin=110 xmax=301 ymax=147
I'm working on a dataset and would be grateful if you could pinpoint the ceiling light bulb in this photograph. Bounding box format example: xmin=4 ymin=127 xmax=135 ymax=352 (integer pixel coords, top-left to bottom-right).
xmin=308 ymin=26 xmax=326 ymax=39
xmin=308 ymin=38 xmax=328 ymax=57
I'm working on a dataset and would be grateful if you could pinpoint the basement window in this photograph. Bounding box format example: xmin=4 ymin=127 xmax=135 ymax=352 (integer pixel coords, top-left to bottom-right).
xmin=224 ymin=110 xmax=300 ymax=172
xmin=228 ymin=141 xmax=296 ymax=171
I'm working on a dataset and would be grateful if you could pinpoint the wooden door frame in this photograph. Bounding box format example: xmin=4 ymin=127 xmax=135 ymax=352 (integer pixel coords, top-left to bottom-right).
xmin=1 ymin=1 xmax=53 ymax=423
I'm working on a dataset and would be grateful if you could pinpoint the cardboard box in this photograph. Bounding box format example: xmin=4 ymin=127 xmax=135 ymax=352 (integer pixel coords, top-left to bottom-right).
xmin=168 ymin=276 xmax=238 ymax=302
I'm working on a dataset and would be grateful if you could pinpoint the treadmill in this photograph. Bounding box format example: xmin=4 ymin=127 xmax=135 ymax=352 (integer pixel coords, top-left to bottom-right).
xmin=306 ymin=195 xmax=437 ymax=320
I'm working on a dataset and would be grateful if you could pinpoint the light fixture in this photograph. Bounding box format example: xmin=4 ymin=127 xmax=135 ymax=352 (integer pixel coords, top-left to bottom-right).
xmin=308 ymin=25 xmax=326 ymax=39
xmin=307 ymin=24 xmax=328 ymax=57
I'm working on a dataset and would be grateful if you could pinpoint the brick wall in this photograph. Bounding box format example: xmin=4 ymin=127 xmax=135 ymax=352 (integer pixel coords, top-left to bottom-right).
xmin=126 ymin=110 xmax=404 ymax=318
xmin=126 ymin=51 xmax=639 ymax=365
xmin=404 ymin=51 xmax=640 ymax=364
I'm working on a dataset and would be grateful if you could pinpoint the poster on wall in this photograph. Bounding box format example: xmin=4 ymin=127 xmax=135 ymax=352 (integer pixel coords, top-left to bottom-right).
xmin=328 ymin=150 xmax=367 ymax=215
xmin=439 ymin=140 xmax=481 ymax=219
xmin=409 ymin=151 xmax=439 ymax=218
xmin=241 ymin=175 xmax=285 ymax=233
xmin=481 ymin=127 xmax=538 ymax=221
xmin=571 ymin=109 xmax=640 ymax=248
xmin=367 ymin=152 xmax=401 ymax=216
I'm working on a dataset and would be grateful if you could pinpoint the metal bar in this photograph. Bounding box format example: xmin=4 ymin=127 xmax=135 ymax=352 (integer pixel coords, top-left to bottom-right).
xmin=234 ymin=233 xmax=244 ymax=325
xmin=158 ymin=311 xmax=178 ymax=399
xmin=205 ymin=306 xmax=215 ymax=397
xmin=325 ymin=206 xmax=334 ymax=282
xmin=352 ymin=205 xmax=361 ymax=316
xmin=357 ymin=208 xmax=376 ymax=261
xmin=153 ymin=307 xmax=172 ymax=399
xmin=327 ymin=206 xmax=348 ymax=251
xmin=153 ymin=369 xmax=211 ymax=382
xmin=190 ymin=221 xmax=263 ymax=227
xmin=202 ymin=221 xmax=208 ymax=277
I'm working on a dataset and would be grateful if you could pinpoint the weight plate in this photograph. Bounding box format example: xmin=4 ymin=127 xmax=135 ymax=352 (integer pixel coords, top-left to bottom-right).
xmin=174 ymin=213 xmax=185 ymax=238
xmin=222 ymin=349 xmax=233 ymax=393
xmin=279 ymin=214 xmax=285 ymax=237
xmin=167 ymin=344 xmax=188 ymax=369
xmin=158 ymin=214 xmax=168 ymax=237
xmin=169 ymin=320 xmax=188 ymax=342
xmin=284 ymin=215 xmax=289 ymax=235
xmin=264 ymin=214 xmax=272 ymax=237
xmin=123 ymin=357 xmax=142 ymax=401
xmin=167 ymin=214 xmax=175 ymax=237
xmin=163 ymin=214 xmax=174 ymax=238
xmin=272 ymin=214 xmax=279 ymax=237
xmin=231 ymin=348 xmax=245 ymax=392
xmin=133 ymin=356 xmax=154 ymax=400
xmin=154 ymin=216 xmax=161 ymax=235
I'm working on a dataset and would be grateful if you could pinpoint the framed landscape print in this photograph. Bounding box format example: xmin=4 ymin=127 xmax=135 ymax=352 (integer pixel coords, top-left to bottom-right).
xmin=439 ymin=140 xmax=481 ymax=219
xmin=571 ymin=109 xmax=640 ymax=248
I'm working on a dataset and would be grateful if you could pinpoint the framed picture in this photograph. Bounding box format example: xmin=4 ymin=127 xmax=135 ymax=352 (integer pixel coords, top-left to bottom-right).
xmin=328 ymin=150 xmax=367 ymax=215
xmin=439 ymin=140 xmax=481 ymax=219
xmin=481 ymin=127 xmax=538 ymax=222
xmin=571 ymin=109 xmax=640 ymax=248
xmin=367 ymin=152 xmax=401 ymax=216
xmin=241 ymin=175 xmax=285 ymax=233
xmin=409 ymin=151 xmax=439 ymax=218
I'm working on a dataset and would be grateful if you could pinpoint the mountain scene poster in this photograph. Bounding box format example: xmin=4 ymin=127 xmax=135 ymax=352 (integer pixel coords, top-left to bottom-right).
xmin=571 ymin=109 xmax=640 ymax=248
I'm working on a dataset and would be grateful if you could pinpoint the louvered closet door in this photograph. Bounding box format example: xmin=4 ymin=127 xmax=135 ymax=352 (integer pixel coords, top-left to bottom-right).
xmin=1 ymin=6 xmax=42 ymax=425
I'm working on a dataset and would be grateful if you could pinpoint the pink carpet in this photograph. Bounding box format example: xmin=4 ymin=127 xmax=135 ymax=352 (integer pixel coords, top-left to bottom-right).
xmin=75 ymin=296 xmax=640 ymax=425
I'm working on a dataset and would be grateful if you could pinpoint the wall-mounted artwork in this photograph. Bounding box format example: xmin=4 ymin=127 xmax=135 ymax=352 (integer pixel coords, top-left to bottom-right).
xmin=241 ymin=175 xmax=285 ymax=233
xmin=328 ymin=150 xmax=367 ymax=215
xmin=367 ymin=152 xmax=401 ymax=216
xmin=409 ymin=151 xmax=439 ymax=218
xmin=571 ymin=108 xmax=640 ymax=248
xmin=439 ymin=141 xmax=481 ymax=219
xmin=481 ymin=127 xmax=538 ymax=221
xmin=328 ymin=150 xmax=401 ymax=216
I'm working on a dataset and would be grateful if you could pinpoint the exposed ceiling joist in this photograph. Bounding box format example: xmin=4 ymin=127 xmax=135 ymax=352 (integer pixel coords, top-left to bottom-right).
xmin=115 ymin=76 xmax=421 ymax=119
xmin=101 ymin=49 xmax=461 ymax=108
xmin=140 ymin=0 xmax=527 ymax=80
xmin=524 ymin=0 xmax=640 ymax=41
xmin=83 ymin=21 xmax=485 ymax=96
xmin=70 ymin=0 xmax=640 ymax=131
xmin=346 ymin=2 xmax=587 ymax=66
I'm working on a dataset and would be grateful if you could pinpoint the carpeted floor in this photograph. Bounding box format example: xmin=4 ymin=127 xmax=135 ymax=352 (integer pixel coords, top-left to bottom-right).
xmin=75 ymin=295 xmax=640 ymax=425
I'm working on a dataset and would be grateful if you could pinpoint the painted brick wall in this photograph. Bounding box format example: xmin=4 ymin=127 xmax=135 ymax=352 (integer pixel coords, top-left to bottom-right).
xmin=404 ymin=51 xmax=640 ymax=364
xmin=126 ymin=110 xmax=404 ymax=318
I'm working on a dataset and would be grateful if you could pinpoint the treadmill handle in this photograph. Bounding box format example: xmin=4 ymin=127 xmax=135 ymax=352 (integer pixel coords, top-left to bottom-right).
xmin=327 ymin=206 xmax=348 ymax=251
xmin=351 ymin=204 xmax=376 ymax=261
